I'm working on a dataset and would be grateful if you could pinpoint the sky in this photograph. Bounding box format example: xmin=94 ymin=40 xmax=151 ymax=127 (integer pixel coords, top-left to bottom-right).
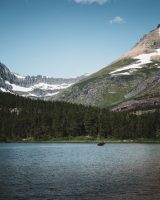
xmin=0 ymin=0 xmax=160 ymax=78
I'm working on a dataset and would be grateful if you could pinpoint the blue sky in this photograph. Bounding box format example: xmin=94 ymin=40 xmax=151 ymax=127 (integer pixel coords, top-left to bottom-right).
xmin=0 ymin=0 xmax=160 ymax=77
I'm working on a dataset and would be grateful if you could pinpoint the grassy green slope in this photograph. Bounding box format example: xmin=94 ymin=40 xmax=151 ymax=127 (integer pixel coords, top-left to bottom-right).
xmin=76 ymin=58 xmax=135 ymax=88
xmin=53 ymin=58 xmax=160 ymax=108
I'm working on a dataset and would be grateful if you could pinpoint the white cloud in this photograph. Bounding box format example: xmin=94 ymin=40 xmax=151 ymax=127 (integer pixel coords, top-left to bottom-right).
xmin=73 ymin=0 xmax=109 ymax=5
xmin=110 ymin=16 xmax=125 ymax=24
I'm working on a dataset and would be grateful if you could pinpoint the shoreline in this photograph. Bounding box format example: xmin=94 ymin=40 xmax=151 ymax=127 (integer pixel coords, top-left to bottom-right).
xmin=1 ymin=138 xmax=160 ymax=144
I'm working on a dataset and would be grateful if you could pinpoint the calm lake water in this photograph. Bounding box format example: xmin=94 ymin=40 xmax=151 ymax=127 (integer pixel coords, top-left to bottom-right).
xmin=0 ymin=143 xmax=160 ymax=200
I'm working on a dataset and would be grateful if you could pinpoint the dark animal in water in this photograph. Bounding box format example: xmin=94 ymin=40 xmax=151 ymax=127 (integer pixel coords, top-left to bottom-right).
xmin=97 ymin=142 xmax=105 ymax=146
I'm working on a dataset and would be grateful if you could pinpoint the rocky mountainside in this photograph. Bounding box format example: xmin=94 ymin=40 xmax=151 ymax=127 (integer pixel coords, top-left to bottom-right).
xmin=0 ymin=63 xmax=86 ymax=99
xmin=51 ymin=25 xmax=160 ymax=110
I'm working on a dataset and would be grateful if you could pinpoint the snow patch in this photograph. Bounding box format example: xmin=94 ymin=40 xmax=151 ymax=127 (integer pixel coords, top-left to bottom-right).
xmin=5 ymin=80 xmax=73 ymax=93
xmin=110 ymin=48 xmax=160 ymax=75
xmin=5 ymin=81 xmax=32 ymax=92
xmin=0 ymin=87 xmax=8 ymax=92
xmin=45 ymin=92 xmax=60 ymax=97
xmin=32 ymin=82 xmax=73 ymax=90
xmin=14 ymin=73 xmax=25 ymax=79
xmin=22 ymin=93 xmax=38 ymax=97
xmin=110 ymin=62 xmax=142 ymax=75
xmin=0 ymin=87 xmax=12 ymax=93
xmin=111 ymin=72 xmax=131 ymax=76
xmin=22 ymin=91 xmax=60 ymax=98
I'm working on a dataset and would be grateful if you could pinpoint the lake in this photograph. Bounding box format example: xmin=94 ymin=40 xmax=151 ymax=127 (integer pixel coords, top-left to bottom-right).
xmin=0 ymin=143 xmax=160 ymax=200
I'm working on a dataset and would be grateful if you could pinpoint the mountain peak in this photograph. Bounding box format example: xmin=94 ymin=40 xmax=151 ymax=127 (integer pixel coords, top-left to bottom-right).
xmin=51 ymin=26 xmax=160 ymax=109
xmin=120 ymin=26 xmax=160 ymax=59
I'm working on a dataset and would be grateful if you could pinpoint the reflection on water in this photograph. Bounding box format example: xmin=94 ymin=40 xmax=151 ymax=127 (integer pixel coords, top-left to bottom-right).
xmin=0 ymin=143 xmax=160 ymax=200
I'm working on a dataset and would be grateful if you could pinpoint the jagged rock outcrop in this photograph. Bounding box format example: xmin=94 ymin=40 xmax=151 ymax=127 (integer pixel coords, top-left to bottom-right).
xmin=0 ymin=62 xmax=86 ymax=99
xmin=0 ymin=62 xmax=17 ymax=91
xmin=121 ymin=26 xmax=160 ymax=58
xmin=112 ymin=98 xmax=160 ymax=111
xmin=124 ymin=74 xmax=160 ymax=99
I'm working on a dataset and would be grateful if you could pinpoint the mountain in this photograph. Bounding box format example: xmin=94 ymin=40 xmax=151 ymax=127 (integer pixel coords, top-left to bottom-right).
xmin=0 ymin=62 xmax=86 ymax=99
xmin=51 ymin=25 xmax=160 ymax=110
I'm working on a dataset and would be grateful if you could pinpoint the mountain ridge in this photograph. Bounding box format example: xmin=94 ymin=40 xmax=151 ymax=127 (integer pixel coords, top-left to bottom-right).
xmin=0 ymin=62 xmax=86 ymax=99
xmin=50 ymin=25 xmax=160 ymax=109
xmin=1 ymin=25 xmax=160 ymax=110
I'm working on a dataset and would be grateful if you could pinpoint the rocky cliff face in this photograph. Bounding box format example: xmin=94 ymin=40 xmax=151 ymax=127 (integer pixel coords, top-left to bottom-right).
xmin=120 ymin=26 xmax=160 ymax=58
xmin=51 ymin=25 xmax=160 ymax=109
xmin=0 ymin=63 xmax=86 ymax=99
xmin=112 ymin=98 xmax=160 ymax=112
xmin=0 ymin=62 xmax=17 ymax=91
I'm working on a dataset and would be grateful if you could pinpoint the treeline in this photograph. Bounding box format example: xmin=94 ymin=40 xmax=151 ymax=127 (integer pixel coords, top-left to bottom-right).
xmin=0 ymin=92 xmax=160 ymax=141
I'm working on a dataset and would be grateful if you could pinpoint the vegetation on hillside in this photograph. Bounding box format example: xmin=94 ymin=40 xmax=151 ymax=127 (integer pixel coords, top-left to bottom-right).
xmin=0 ymin=92 xmax=160 ymax=142
xmin=52 ymin=57 xmax=160 ymax=109
xmin=75 ymin=58 xmax=136 ymax=89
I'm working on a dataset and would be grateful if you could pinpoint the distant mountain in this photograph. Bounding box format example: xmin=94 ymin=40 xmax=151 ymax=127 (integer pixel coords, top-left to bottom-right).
xmin=51 ymin=25 xmax=160 ymax=110
xmin=0 ymin=62 xmax=86 ymax=99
